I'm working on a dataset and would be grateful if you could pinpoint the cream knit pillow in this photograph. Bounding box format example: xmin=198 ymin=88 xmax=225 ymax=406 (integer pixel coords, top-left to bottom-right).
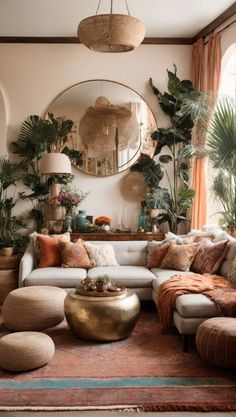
xmin=85 ymin=243 xmax=119 ymax=267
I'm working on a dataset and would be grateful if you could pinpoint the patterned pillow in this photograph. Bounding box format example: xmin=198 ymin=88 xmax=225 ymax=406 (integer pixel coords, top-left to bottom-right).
xmin=191 ymin=239 xmax=229 ymax=274
xmin=147 ymin=241 xmax=174 ymax=268
xmin=59 ymin=239 xmax=92 ymax=268
xmin=160 ymin=243 xmax=200 ymax=272
xmin=84 ymin=242 xmax=119 ymax=267
xmin=37 ymin=234 xmax=70 ymax=268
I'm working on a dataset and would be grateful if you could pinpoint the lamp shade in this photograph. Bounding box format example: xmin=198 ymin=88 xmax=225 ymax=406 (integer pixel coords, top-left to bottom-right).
xmin=40 ymin=153 xmax=71 ymax=174
xmin=78 ymin=14 xmax=145 ymax=53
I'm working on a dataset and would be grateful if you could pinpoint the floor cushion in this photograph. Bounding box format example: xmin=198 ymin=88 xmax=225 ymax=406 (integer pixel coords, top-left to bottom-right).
xmin=196 ymin=317 xmax=236 ymax=368
xmin=2 ymin=286 xmax=66 ymax=331
xmin=0 ymin=331 xmax=55 ymax=371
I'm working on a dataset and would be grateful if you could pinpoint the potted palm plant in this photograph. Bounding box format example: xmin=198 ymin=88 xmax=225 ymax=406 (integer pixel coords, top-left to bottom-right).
xmin=207 ymin=97 xmax=236 ymax=234
xmin=9 ymin=113 xmax=83 ymax=231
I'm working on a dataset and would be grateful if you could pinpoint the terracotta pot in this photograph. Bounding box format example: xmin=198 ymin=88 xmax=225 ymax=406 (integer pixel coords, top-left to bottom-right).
xmin=0 ymin=247 xmax=14 ymax=257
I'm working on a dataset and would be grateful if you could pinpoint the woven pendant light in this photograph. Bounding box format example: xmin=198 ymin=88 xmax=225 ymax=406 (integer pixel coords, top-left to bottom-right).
xmin=79 ymin=96 xmax=136 ymax=151
xmin=77 ymin=0 xmax=145 ymax=53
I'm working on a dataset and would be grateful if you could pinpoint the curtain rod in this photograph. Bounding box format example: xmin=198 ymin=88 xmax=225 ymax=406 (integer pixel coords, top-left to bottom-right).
xmin=204 ymin=18 xmax=236 ymax=45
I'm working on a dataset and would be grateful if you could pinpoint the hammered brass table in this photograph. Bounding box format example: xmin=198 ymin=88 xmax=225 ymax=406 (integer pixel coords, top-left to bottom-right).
xmin=64 ymin=289 xmax=140 ymax=342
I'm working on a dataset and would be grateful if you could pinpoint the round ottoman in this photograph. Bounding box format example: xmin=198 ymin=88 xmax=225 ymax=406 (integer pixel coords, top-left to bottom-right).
xmin=0 ymin=332 xmax=55 ymax=372
xmin=196 ymin=317 xmax=236 ymax=369
xmin=2 ymin=286 xmax=67 ymax=331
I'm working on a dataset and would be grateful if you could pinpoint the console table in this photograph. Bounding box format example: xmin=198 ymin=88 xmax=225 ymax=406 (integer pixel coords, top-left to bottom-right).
xmin=70 ymin=231 xmax=165 ymax=242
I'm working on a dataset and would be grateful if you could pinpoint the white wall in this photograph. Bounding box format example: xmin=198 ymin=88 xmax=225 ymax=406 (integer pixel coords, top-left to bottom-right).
xmin=0 ymin=43 xmax=192 ymax=229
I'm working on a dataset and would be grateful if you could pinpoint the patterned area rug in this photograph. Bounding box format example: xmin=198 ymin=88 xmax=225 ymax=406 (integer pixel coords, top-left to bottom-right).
xmin=0 ymin=304 xmax=236 ymax=411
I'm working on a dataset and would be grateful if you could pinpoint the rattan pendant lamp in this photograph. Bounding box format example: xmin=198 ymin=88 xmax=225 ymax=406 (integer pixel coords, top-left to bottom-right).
xmin=77 ymin=0 xmax=145 ymax=53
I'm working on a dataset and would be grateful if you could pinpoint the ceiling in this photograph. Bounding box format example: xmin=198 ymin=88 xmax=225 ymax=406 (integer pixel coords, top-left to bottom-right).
xmin=0 ymin=0 xmax=235 ymax=38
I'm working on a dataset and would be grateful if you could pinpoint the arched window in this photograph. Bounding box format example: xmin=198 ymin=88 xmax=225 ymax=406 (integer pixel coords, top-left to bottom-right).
xmin=206 ymin=43 xmax=236 ymax=225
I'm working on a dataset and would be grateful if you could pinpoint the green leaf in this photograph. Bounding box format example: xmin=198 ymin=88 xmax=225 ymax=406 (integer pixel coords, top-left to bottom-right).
xmin=159 ymin=155 xmax=173 ymax=164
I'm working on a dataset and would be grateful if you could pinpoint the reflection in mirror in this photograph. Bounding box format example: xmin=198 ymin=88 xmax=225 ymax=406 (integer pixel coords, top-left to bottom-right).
xmin=46 ymin=80 xmax=156 ymax=176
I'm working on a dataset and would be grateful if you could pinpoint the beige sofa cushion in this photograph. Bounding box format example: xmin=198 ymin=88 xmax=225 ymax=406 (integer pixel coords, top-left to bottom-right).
xmin=25 ymin=267 xmax=87 ymax=287
xmin=87 ymin=266 xmax=155 ymax=287
xmin=175 ymin=293 xmax=218 ymax=318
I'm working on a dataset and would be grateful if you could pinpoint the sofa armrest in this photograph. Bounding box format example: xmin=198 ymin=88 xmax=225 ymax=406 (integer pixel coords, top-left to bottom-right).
xmin=18 ymin=241 xmax=34 ymax=287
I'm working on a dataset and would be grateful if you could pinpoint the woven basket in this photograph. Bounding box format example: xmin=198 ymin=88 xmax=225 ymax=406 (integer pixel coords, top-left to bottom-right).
xmin=78 ymin=14 xmax=145 ymax=52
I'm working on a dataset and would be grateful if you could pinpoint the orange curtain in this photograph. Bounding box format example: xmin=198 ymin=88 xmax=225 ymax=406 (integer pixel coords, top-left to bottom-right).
xmin=191 ymin=33 xmax=221 ymax=230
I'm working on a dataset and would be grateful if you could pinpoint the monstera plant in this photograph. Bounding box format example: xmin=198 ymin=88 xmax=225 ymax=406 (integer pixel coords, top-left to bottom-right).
xmin=10 ymin=113 xmax=83 ymax=231
xmin=149 ymin=65 xmax=200 ymax=233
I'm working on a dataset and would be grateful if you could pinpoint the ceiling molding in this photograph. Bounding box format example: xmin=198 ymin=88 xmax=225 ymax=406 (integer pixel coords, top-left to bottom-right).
xmin=0 ymin=36 xmax=193 ymax=45
xmin=193 ymin=2 xmax=236 ymax=43
xmin=142 ymin=37 xmax=192 ymax=45
xmin=0 ymin=3 xmax=235 ymax=46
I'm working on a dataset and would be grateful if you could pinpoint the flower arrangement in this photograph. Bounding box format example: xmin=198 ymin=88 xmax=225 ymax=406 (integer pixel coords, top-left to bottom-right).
xmin=95 ymin=216 xmax=112 ymax=226
xmin=55 ymin=185 xmax=89 ymax=216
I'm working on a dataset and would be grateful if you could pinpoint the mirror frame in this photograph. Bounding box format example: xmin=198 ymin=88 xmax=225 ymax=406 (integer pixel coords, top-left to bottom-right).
xmin=45 ymin=79 xmax=157 ymax=177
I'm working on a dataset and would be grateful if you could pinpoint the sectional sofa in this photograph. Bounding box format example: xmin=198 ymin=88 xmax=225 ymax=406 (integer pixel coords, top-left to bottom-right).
xmin=19 ymin=233 xmax=236 ymax=348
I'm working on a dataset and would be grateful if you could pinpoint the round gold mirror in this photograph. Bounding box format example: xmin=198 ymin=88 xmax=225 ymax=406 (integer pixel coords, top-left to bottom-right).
xmin=46 ymin=79 xmax=156 ymax=176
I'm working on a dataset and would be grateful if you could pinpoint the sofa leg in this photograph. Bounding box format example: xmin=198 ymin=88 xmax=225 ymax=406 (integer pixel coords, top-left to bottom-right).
xmin=182 ymin=334 xmax=189 ymax=352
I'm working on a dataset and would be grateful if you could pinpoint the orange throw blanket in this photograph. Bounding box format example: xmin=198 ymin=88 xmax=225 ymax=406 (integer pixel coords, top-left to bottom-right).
xmin=157 ymin=273 xmax=229 ymax=333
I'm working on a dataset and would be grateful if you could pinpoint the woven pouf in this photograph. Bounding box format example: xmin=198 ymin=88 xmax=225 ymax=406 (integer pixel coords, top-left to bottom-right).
xmin=0 ymin=331 xmax=55 ymax=372
xmin=2 ymin=286 xmax=67 ymax=331
xmin=196 ymin=317 xmax=236 ymax=369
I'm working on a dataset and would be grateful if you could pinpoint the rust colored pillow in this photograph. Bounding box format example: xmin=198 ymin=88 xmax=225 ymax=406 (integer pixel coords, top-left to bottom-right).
xmin=147 ymin=241 xmax=174 ymax=268
xmin=37 ymin=235 xmax=70 ymax=268
xmin=191 ymin=239 xmax=229 ymax=274
xmin=59 ymin=239 xmax=92 ymax=268
xmin=160 ymin=243 xmax=200 ymax=272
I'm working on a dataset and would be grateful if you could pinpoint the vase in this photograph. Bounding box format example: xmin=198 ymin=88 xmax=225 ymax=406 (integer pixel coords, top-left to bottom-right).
xmin=76 ymin=210 xmax=89 ymax=232
xmin=63 ymin=216 xmax=73 ymax=233
xmin=102 ymin=224 xmax=110 ymax=232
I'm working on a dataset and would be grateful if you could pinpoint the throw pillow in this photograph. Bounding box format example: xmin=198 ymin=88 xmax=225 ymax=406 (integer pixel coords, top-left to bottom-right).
xmin=160 ymin=243 xmax=200 ymax=272
xmin=59 ymin=239 xmax=92 ymax=268
xmin=30 ymin=232 xmax=70 ymax=267
xmin=191 ymin=239 xmax=230 ymax=275
xmin=84 ymin=242 xmax=119 ymax=267
xmin=147 ymin=241 xmax=174 ymax=268
xmin=37 ymin=234 xmax=70 ymax=268
xmin=228 ymin=255 xmax=236 ymax=287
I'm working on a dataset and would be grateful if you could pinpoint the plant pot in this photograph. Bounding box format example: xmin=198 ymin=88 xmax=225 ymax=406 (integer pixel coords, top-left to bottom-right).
xmin=0 ymin=247 xmax=14 ymax=257
xmin=96 ymin=283 xmax=109 ymax=292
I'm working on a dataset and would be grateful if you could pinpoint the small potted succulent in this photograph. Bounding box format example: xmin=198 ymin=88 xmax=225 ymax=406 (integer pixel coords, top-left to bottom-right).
xmin=95 ymin=275 xmax=110 ymax=292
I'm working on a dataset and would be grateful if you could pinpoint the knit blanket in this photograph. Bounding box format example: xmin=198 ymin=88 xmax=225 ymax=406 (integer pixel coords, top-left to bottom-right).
xmin=157 ymin=273 xmax=231 ymax=333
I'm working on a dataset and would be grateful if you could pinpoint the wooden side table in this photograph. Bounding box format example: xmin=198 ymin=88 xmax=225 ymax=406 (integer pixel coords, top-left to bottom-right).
xmin=0 ymin=255 xmax=20 ymax=305
xmin=70 ymin=231 xmax=165 ymax=242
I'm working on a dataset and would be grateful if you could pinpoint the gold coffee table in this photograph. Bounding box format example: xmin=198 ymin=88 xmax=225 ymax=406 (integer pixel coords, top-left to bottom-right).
xmin=64 ymin=289 xmax=140 ymax=342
